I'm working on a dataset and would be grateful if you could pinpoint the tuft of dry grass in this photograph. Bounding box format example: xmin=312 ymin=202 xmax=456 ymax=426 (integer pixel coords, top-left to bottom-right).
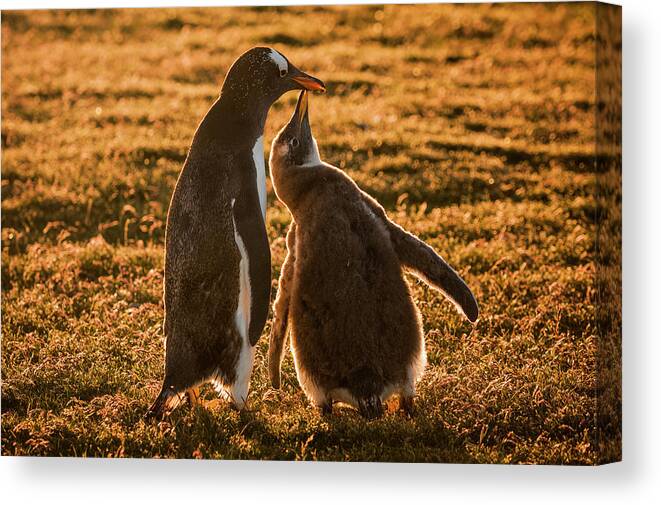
xmin=1 ymin=3 xmax=620 ymax=463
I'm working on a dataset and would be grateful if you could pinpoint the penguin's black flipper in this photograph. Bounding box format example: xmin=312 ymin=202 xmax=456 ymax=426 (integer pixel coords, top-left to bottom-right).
xmin=391 ymin=225 xmax=478 ymax=323
xmin=268 ymin=223 xmax=297 ymax=388
xmin=391 ymin=224 xmax=478 ymax=323
xmin=232 ymin=187 xmax=273 ymax=346
xmin=360 ymin=193 xmax=479 ymax=323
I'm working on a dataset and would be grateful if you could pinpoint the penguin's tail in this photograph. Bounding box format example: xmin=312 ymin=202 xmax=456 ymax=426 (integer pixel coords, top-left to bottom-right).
xmin=357 ymin=395 xmax=384 ymax=420
xmin=145 ymin=387 xmax=183 ymax=421
xmin=347 ymin=366 xmax=385 ymax=420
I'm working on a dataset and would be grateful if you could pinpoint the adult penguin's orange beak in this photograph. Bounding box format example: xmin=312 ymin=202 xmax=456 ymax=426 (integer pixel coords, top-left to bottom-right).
xmin=289 ymin=67 xmax=326 ymax=93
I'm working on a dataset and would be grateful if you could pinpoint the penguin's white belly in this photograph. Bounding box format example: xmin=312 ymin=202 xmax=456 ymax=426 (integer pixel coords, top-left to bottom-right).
xmin=233 ymin=233 xmax=251 ymax=343
xmin=218 ymin=199 xmax=255 ymax=409
xmin=252 ymin=135 xmax=267 ymax=220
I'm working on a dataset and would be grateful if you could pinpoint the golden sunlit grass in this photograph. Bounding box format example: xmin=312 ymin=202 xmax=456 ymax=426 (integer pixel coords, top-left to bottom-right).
xmin=1 ymin=3 xmax=620 ymax=463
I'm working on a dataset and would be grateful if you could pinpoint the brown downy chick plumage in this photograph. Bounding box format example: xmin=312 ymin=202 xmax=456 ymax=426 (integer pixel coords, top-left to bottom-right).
xmin=268 ymin=92 xmax=479 ymax=419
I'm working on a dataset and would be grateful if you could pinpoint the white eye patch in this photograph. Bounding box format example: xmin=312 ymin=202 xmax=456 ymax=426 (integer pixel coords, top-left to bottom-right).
xmin=268 ymin=49 xmax=288 ymax=73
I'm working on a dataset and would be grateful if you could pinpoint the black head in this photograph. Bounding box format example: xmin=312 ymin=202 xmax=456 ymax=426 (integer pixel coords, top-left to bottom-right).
xmin=270 ymin=91 xmax=321 ymax=169
xmin=220 ymin=47 xmax=325 ymax=115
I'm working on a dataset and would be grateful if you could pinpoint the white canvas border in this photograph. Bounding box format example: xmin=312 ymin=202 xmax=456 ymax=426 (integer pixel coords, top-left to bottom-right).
xmin=1 ymin=0 xmax=658 ymax=504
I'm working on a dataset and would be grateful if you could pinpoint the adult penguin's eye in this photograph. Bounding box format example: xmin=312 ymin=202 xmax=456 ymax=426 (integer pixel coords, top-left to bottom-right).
xmin=280 ymin=68 xmax=288 ymax=78
xmin=291 ymin=138 xmax=299 ymax=148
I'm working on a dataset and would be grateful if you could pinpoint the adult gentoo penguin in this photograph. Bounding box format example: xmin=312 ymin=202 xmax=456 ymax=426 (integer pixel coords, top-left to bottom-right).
xmin=268 ymin=92 xmax=478 ymax=419
xmin=146 ymin=48 xmax=325 ymax=418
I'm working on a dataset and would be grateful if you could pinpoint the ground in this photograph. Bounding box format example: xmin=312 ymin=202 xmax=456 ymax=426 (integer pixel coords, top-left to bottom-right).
xmin=1 ymin=3 xmax=621 ymax=463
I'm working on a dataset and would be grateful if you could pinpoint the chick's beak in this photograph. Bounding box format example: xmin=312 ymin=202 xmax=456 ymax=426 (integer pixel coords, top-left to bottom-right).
xmin=289 ymin=67 xmax=326 ymax=93
xmin=294 ymin=90 xmax=309 ymax=128
xmin=290 ymin=90 xmax=312 ymax=136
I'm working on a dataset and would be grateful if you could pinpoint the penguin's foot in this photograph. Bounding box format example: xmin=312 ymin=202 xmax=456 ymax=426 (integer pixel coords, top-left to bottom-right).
xmin=358 ymin=395 xmax=384 ymax=420
xmin=319 ymin=401 xmax=333 ymax=417
xmin=186 ymin=387 xmax=201 ymax=406
xmin=399 ymin=396 xmax=416 ymax=418
xmin=186 ymin=388 xmax=227 ymax=412
xmin=204 ymin=398 xmax=223 ymax=410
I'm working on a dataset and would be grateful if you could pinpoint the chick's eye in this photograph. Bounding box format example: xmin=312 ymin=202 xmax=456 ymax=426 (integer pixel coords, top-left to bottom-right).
xmin=290 ymin=138 xmax=299 ymax=148
xmin=279 ymin=68 xmax=288 ymax=78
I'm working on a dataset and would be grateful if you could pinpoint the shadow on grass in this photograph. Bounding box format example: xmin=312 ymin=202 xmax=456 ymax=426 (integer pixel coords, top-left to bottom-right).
xmin=152 ymin=402 xmax=476 ymax=463
xmin=34 ymin=391 xmax=475 ymax=462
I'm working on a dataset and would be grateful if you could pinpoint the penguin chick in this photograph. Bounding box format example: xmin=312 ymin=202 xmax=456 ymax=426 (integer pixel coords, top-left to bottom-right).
xmin=268 ymin=92 xmax=478 ymax=419
xmin=146 ymin=48 xmax=325 ymax=419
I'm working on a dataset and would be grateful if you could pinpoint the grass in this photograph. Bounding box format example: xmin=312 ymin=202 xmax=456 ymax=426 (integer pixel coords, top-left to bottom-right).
xmin=1 ymin=3 xmax=621 ymax=463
